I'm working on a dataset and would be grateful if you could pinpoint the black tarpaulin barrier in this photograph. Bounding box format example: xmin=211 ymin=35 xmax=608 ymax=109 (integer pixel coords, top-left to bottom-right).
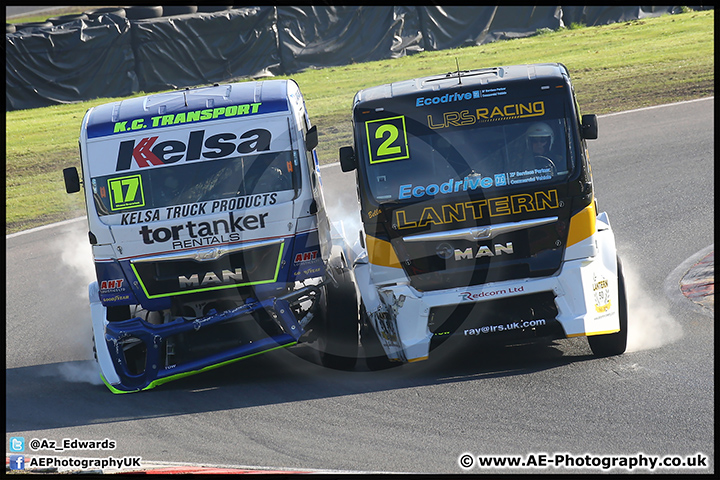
xmin=5 ymin=6 xmax=705 ymax=111
xmin=277 ymin=6 xmax=425 ymax=73
xmin=5 ymin=14 xmax=137 ymax=110
xmin=418 ymin=6 xmax=563 ymax=50
xmin=560 ymin=6 xmax=680 ymax=26
xmin=130 ymin=7 xmax=282 ymax=93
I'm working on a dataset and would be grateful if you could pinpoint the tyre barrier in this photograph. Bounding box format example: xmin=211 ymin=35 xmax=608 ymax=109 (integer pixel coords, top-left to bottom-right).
xmin=47 ymin=14 xmax=89 ymax=26
xmin=124 ymin=6 xmax=164 ymax=20
xmin=83 ymin=8 xmax=127 ymax=19
xmin=13 ymin=21 xmax=53 ymax=31
xmin=161 ymin=6 xmax=199 ymax=17
xmin=197 ymin=6 xmax=236 ymax=13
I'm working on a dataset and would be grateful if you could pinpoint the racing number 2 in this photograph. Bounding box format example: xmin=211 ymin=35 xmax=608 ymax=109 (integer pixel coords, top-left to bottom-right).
xmin=108 ymin=174 xmax=145 ymax=211
xmin=365 ymin=116 xmax=410 ymax=164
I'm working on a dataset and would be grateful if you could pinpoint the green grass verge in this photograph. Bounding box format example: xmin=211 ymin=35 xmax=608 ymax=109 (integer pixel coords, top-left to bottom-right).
xmin=5 ymin=9 xmax=714 ymax=235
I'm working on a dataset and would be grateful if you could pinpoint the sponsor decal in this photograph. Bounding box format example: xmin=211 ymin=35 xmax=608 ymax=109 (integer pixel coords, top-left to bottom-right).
xmin=508 ymin=167 xmax=554 ymax=185
xmin=454 ymin=242 xmax=514 ymax=260
xmin=367 ymin=208 xmax=382 ymax=219
xmin=593 ymin=272 xmax=612 ymax=313
xmin=102 ymin=294 xmax=131 ymax=303
xmin=115 ymin=128 xmax=272 ymax=171
xmin=137 ymin=211 xmax=269 ymax=248
xmin=118 ymin=194 xmax=278 ymax=224
xmin=112 ymin=103 xmax=263 ymax=134
xmin=398 ymin=174 xmax=509 ymax=200
xmin=296 ymin=266 xmax=322 ymax=277
xmin=294 ymin=250 xmax=319 ymax=264
xmin=426 ymin=101 xmax=545 ymax=130
xmin=464 ymin=318 xmax=546 ymax=335
xmin=460 ymin=285 xmax=524 ymax=301
xmin=88 ymin=98 xmax=289 ymax=139
xmin=415 ymin=87 xmax=507 ymax=108
xmin=122 ymin=209 xmax=162 ymax=224
xmin=178 ymin=268 xmax=244 ymax=289
xmin=99 ymin=279 xmax=125 ymax=291
xmin=394 ymin=189 xmax=559 ymax=229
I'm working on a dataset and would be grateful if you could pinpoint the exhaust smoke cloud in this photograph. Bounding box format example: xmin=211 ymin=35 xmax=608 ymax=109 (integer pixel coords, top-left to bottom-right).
xmin=48 ymin=221 xmax=103 ymax=384
xmin=623 ymin=259 xmax=683 ymax=352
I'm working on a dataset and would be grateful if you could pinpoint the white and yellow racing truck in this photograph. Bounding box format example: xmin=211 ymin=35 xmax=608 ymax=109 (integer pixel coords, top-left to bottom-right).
xmin=64 ymin=80 xmax=360 ymax=393
xmin=338 ymin=63 xmax=627 ymax=369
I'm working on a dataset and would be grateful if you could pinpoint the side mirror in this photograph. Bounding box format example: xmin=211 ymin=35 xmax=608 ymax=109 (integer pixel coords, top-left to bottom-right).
xmin=581 ymin=114 xmax=598 ymax=140
xmin=63 ymin=167 xmax=81 ymax=193
xmin=306 ymin=125 xmax=318 ymax=151
xmin=339 ymin=146 xmax=357 ymax=172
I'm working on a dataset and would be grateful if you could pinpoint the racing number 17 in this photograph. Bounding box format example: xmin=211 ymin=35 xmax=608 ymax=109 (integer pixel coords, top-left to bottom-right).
xmin=365 ymin=116 xmax=410 ymax=164
xmin=108 ymin=174 xmax=145 ymax=211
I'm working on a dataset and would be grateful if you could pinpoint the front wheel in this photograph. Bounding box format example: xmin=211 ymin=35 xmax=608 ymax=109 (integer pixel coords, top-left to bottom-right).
xmin=588 ymin=256 xmax=628 ymax=357
xmin=360 ymin=304 xmax=398 ymax=371
xmin=318 ymin=267 xmax=359 ymax=370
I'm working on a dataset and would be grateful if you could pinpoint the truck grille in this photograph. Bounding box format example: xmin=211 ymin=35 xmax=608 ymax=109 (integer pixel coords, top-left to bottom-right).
xmin=130 ymin=240 xmax=284 ymax=299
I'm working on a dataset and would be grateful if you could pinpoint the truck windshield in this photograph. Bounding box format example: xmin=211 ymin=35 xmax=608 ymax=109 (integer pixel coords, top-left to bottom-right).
xmin=91 ymin=150 xmax=298 ymax=216
xmin=357 ymin=98 xmax=576 ymax=203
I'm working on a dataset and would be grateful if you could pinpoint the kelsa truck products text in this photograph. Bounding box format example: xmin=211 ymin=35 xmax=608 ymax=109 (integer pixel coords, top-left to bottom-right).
xmin=338 ymin=63 xmax=627 ymax=369
xmin=64 ymin=80 xmax=360 ymax=393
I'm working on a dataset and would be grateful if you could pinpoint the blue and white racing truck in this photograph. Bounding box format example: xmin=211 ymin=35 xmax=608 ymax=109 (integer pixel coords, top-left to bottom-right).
xmin=339 ymin=63 xmax=628 ymax=369
xmin=64 ymin=80 xmax=360 ymax=393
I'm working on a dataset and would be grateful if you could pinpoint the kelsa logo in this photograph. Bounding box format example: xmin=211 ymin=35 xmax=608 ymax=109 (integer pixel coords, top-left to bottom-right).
xmin=115 ymin=128 xmax=271 ymax=171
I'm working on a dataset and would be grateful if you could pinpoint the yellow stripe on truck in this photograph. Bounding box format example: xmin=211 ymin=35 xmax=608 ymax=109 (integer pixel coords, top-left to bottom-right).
xmin=566 ymin=201 xmax=596 ymax=247
xmin=365 ymin=234 xmax=403 ymax=269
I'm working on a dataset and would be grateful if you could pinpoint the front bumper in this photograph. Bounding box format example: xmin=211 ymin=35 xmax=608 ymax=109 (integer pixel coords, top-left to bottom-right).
xmin=90 ymin=283 xmax=319 ymax=393
xmin=355 ymin=217 xmax=621 ymax=363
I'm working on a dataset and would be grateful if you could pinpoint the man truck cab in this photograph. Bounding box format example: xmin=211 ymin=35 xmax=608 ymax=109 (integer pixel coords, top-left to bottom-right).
xmin=339 ymin=63 xmax=627 ymax=368
xmin=65 ymin=80 xmax=359 ymax=393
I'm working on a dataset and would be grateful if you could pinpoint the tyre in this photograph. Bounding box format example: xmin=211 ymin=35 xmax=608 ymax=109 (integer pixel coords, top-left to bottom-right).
xmin=47 ymin=14 xmax=89 ymax=25
xmin=124 ymin=6 xmax=163 ymax=20
xmin=318 ymin=267 xmax=359 ymax=370
xmin=588 ymin=256 xmax=628 ymax=357
xmin=14 ymin=21 xmax=53 ymax=31
xmin=162 ymin=6 xmax=198 ymax=16
xmin=360 ymin=305 xmax=397 ymax=371
xmin=84 ymin=8 xmax=126 ymax=19
xmin=197 ymin=6 xmax=235 ymax=13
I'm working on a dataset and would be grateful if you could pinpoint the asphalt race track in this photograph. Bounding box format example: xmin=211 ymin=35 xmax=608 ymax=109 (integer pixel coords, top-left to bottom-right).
xmin=6 ymin=98 xmax=714 ymax=474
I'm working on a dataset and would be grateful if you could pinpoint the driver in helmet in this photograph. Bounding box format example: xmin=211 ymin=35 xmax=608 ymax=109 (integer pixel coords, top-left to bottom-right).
xmin=526 ymin=122 xmax=554 ymax=156
xmin=519 ymin=122 xmax=556 ymax=175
